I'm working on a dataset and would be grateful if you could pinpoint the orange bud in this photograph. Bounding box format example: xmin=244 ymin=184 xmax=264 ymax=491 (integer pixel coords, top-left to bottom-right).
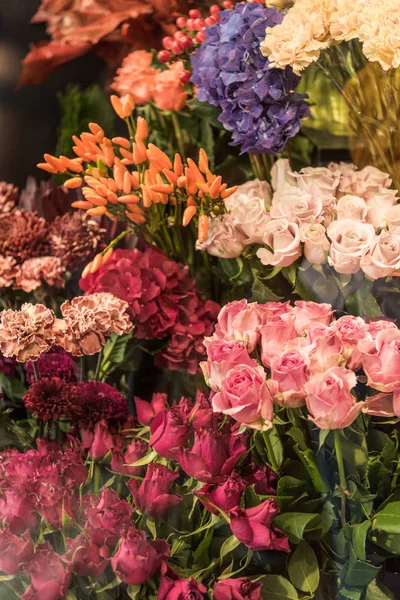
xmin=113 ymin=167 xmax=124 ymax=190
xmin=71 ymin=200 xmax=94 ymax=210
xmin=90 ymin=253 xmax=104 ymax=273
xmin=107 ymin=179 xmax=118 ymax=192
xmin=59 ymin=156 xmax=83 ymax=173
xmin=198 ymin=214 xmax=209 ymax=244
xmin=177 ymin=176 xmax=187 ymax=188
xmin=187 ymin=196 xmax=197 ymax=207
xmin=198 ymin=148 xmax=209 ymax=174
xmin=110 ymin=95 xmax=124 ymax=118
xmin=150 ymin=184 xmax=174 ymax=194
xmin=107 ymin=191 xmax=118 ymax=204
xmin=118 ymin=194 xmax=140 ymax=204
xmin=125 ymin=203 xmax=144 ymax=214
xmin=94 ymin=185 xmax=109 ymax=197
xmin=37 ymin=162 xmax=58 ymax=174
xmin=136 ymin=117 xmax=149 ymax=140
xmin=87 ymin=206 xmax=107 ymax=216
xmin=221 ymin=185 xmax=238 ymax=199
xmin=205 ymin=169 xmax=215 ymax=185
xmin=64 ymin=177 xmax=83 ymax=189
xmin=112 ymin=137 xmax=131 ymax=149
xmin=196 ymin=182 xmax=210 ymax=194
xmin=209 ymin=175 xmax=222 ymax=199
xmin=159 ymin=194 xmax=169 ymax=205
xmin=147 ymin=144 xmax=172 ymax=170
xmin=120 ymin=148 xmax=134 ymax=163
xmin=125 ymin=211 xmax=146 ymax=224
xmin=44 ymin=154 xmax=65 ymax=171
xmin=187 ymin=158 xmax=205 ymax=184
xmin=174 ymin=153 xmax=183 ymax=177
xmin=187 ymin=181 xmax=198 ymax=196
xmin=85 ymin=195 xmax=108 ymax=207
xmin=182 ymin=205 xmax=197 ymax=226
xmin=163 ymin=169 xmax=179 ymax=186
xmin=141 ymin=185 xmax=152 ymax=208
xmin=132 ymin=141 xmax=147 ymax=165
xmin=81 ymin=261 xmax=94 ymax=279
xmin=89 ymin=123 xmax=104 ymax=137
xmin=104 ymin=147 xmax=115 ymax=167
xmin=102 ymin=247 xmax=114 ymax=263
xmin=131 ymin=172 xmax=139 ymax=190
xmin=122 ymin=171 xmax=131 ymax=194
xmin=105 ymin=212 xmax=118 ymax=221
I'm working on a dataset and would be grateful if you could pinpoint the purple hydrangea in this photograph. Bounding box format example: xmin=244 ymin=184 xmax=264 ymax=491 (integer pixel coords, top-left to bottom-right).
xmin=190 ymin=2 xmax=310 ymax=155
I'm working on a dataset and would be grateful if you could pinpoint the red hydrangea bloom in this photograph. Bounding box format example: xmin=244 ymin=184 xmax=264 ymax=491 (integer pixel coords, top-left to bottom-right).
xmin=73 ymin=381 xmax=129 ymax=427
xmin=23 ymin=377 xmax=83 ymax=422
xmin=80 ymin=247 xmax=220 ymax=373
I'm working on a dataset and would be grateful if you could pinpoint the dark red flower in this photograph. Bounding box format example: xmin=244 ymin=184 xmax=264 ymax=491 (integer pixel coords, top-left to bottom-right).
xmin=242 ymin=465 xmax=277 ymax=496
xmin=149 ymin=406 xmax=191 ymax=458
xmin=0 ymin=529 xmax=34 ymax=574
xmin=84 ymin=488 xmax=134 ymax=547
xmin=66 ymin=534 xmax=108 ymax=578
xmin=0 ymin=352 xmax=16 ymax=378
xmin=229 ymin=499 xmax=290 ymax=552
xmin=213 ymin=577 xmax=263 ymax=600
xmin=158 ymin=562 xmax=207 ymax=600
xmin=135 ymin=393 xmax=168 ymax=425
xmin=111 ymin=526 xmax=170 ymax=585
xmin=23 ymin=377 xmax=83 ymax=422
xmin=127 ymin=463 xmax=181 ymax=517
xmin=86 ymin=420 xmax=116 ymax=459
xmin=0 ymin=209 xmax=49 ymax=264
xmin=73 ymin=381 xmax=128 ymax=427
xmin=111 ymin=438 xmax=148 ymax=476
xmin=22 ymin=542 xmax=71 ymax=600
xmin=194 ymin=472 xmax=246 ymax=515
xmin=25 ymin=350 xmax=77 ymax=385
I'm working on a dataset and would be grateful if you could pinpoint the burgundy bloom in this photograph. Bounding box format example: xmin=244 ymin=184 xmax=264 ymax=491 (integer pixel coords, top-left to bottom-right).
xmin=0 ymin=529 xmax=34 ymax=574
xmin=0 ymin=209 xmax=49 ymax=264
xmin=135 ymin=393 xmax=168 ymax=425
xmin=0 ymin=351 xmax=16 ymax=378
xmin=25 ymin=350 xmax=77 ymax=385
xmin=230 ymin=499 xmax=290 ymax=552
xmin=213 ymin=578 xmax=263 ymax=600
xmin=74 ymin=381 xmax=128 ymax=427
xmin=157 ymin=562 xmax=207 ymax=600
xmin=170 ymin=428 xmax=248 ymax=483
xmin=127 ymin=463 xmax=181 ymax=517
xmin=86 ymin=420 xmax=116 ymax=459
xmin=36 ymin=485 xmax=77 ymax=529
xmin=23 ymin=377 xmax=83 ymax=422
xmin=22 ymin=542 xmax=71 ymax=600
xmin=111 ymin=527 xmax=170 ymax=585
xmin=194 ymin=472 xmax=246 ymax=515
xmin=243 ymin=465 xmax=277 ymax=496
xmin=111 ymin=438 xmax=148 ymax=476
xmin=149 ymin=406 xmax=191 ymax=458
xmin=66 ymin=534 xmax=108 ymax=577
xmin=85 ymin=488 xmax=134 ymax=547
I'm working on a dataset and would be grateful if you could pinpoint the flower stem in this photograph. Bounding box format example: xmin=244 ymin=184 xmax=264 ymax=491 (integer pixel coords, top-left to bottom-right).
xmin=171 ymin=112 xmax=185 ymax=157
xmin=262 ymin=430 xmax=279 ymax=472
xmin=333 ymin=429 xmax=347 ymax=527
xmin=32 ymin=362 xmax=40 ymax=381
xmin=94 ymin=350 xmax=103 ymax=381
xmin=79 ymin=356 xmax=84 ymax=382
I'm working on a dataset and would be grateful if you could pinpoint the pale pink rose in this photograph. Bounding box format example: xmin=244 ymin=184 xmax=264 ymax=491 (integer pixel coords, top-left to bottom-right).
xmin=306 ymin=323 xmax=344 ymax=373
xmin=359 ymin=328 xmax=400 ymax=392
xmin=360 ymin=230 xmax=400 ymax=280
xmin=335 ymin=315 xmax=368 ymax=370
xmin=304 ymin=367 xmax=361 ymax=429
xmin=291 ymin=300 xmax=333 ymax=335
xmin=270 ymin=348 xmax=309 ymax=407
xmin=153 ymin=62 xmax=188 ymax=112
xmin=257 ymin=219 xmax=301 ymax=268
xmin=327 ymin=218 xmax=376 ymax=274
xmin=259 ymin=312 xmax=297 ymax=367
xmin=336 ymin=195 xmax=368 ymax=222
xmin=362 ymin=393 xmax=396 ymax=417
xmin=215 ymin=300 xmax=260 ymax=352
xmin=256 ymin=301 xmax=291 ymax=325
xmin=271 ymin=158 xmax=294 ymax=192
xmin=201 ymin=339 xmax=256 ymax=392
xmin=212 ymin=364 xmax=277 ymax=430
xmin=366 ymin=191 xmax=398 ymax=229
xmin=225 ymin=179 xmax=271 ymax=205
xmin=226 ymin=195 xmax=271 ymax=245
xmin=387 ymin=205 xmax=400 ymax=230
xmin=341 ymin=165 xmax=393 ymax=200
xmin=367 ymin=319 xmax=397 ymax=340
xmin=196 ymin=214 xmax=247 ymax=258
xmin=270 ymin=186 xmax=323 ymax=224
xmin=291 ymin=166 xmax=339 ymax=197
xmin=299 ymin=222 xmax=330 ymax=264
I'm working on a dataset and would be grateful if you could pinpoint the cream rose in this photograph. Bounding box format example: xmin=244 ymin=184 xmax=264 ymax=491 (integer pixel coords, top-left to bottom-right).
xmin=270 ymin=186 xmax=323 ymax=224
xmin=336 ymin=195 xmax=368 ymax=222
xmin=196 ymin=214 xmax=247 ymax=259
xmin=299 ymin=222 xmax=330 ymax=264
xmin=360 ymin=230 xmax=400 ymax=280
xmin=327 ymin=218 xmax=375 ymax=274
xmin=257 ymin=219 xmax=301 ymax=268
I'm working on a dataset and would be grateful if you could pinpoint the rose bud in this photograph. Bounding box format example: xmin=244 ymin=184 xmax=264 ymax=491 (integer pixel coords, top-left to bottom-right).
xmin=242 ymin=465 xmax=277 ymax=496
xmin=66 ymin=534 xmax=108 ymax=578
xmin=127 ymin=463 xmax=181 ymax=517
xmin=111 ymin=527 xmax=170 ymax=585
xmin=23 ymin=542 xmax=72 ymax=600
xmin=230 ymin=499 xmax=290 ymax=552
xmin=194 ymin=472 xmax=246 ymax=515
xmin=85 ymin=488 xmax=134 ymax=547
xmin=135 ymin=393 xmax=168 ymax=425
xmin=213 ymin=577 xmax=263 ymax=600
xmin=149 ymin=406 xmax=191 ymax=458
xmin=89 ymin=420 xmax=116 ymax=459
xmin=0 ymin=529 xmax=34 ymax=574
xmin=158 ymin=562 xmax=207 ymax=599
xmin=111 ymin=439 xmax=148 ymax=476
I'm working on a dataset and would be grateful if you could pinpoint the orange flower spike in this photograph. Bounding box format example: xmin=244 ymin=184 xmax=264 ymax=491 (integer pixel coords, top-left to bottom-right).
xmin=81 ymin=260 xmax=94 ymax=279
xmin=123 ymin=171 xmax=132 ymax=195
xmin=163 ymin=169 xmax=179 ymax=186
xmin=130 ymin=172 xmax=139 ymax=190
xmin=90 ymin=253 xmax=104 ymax=274
xmin=112 ymin=137 xmax=131 ymax=150
xmin=141 ymin=185 xmax=152 ymax=208
xmin=177 ymin=175 xmax=187 ymax=188
xmin=150 ymin=184 xmax=174 ymax=195
xmin=113 ymin=167 xmax=124 ymax=190
xmin=107 ymin=191 xmax=119 ymax=204
xmin=37 ymin=162 xmax=58 ymax=174
xmin=221 ymin=185 xmax=238 ymax=200
xmin=187 ymin=158 xmax=205 ymax=184
xmin=147 ymin=144 xmax=172 ymax=170
xmin=187 ymin=195 xmax=197 ymax=207
xmin=196 ymin=182 xmax=210 ymax=195
xmin=118 ymin=194 xmax=140 ymax=204
xmin=71 ymin=200 xmax=94 ymax=210
xmin=183 ymin=205 xmax=197 ymax=226
xmin=173 ymin=154 xmax=183 ymax=177
xmin=43 ymin=153 xmax=65 ymax=172
xmin=64 ymin=177 xmax=83 ymax=189
xmin=110 ymin=95 xmax=124 ymax=119
xmin=132 ymin=141 xmax=147 ymax=165
xmin=59 ymin=156 xmax=84 ymax=174
xmin=136 ymin=117 xmax=149 ymax=141
xmin=198 ymin=148 xmax=209 ymax=174
xmin=209 ymin=175 xmax=222 ymax=199
xmin=198 ymin=214 xmax=209 ymax=244
xmin=87 ymin=206 xmax=107 ymax=216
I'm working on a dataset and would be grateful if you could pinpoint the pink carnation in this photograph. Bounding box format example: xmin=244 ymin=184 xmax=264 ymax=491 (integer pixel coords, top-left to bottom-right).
xmin=15 ymin=256 xmax=65 ymax=292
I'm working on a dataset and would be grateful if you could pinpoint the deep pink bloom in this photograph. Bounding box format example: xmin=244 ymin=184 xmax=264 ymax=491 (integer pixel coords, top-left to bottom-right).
xmin=22 ymin=542 xmax=71 ymax=600
xmin=127 ymin=463 xmax=181 ymax=517
xmin=0 ymin=529 xmax=34 ymax=574
xmin=157 ymin=562 xmax=207 ymax=599
xmin=111 ymin=438 xmax=148 ymax=476
xmin=111 ymin=527 xmax=170 ymax=585
xmin=87 ymin=420 xmax=116 ymax=459
xmin=23 ymin=377 xmax=83 ymax=422
xmin=194 ymin=472 xmax=246 ymax=514
xmin=0 ymin=488 xmax=38 ymax=533
xmin=213 ymin=577 xmax=263 ymax=600
xmin=84 ymin=488 xmax=134 ymax=547
xmin=149 ymin=406 xmax=191 ymax=458
xmin=230 ymin=499 xmax=290 ymax=552
xmin=201 ymin=339 xmax=256 ymax=392
xmin=242 ymin=465 xmax=277 ymax=496
xmin=66 ymin=534 xmax=108 ymax=577
xmin=135 ymin=393 xmax=168 ymax=425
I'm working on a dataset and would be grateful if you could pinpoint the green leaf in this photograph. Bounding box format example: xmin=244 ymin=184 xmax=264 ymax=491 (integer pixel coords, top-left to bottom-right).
xmin=127 ymin=585 xmax=141 ymax=600
xmin=318 ymin=429 xmax=331 ymax=450
xmin=0 ymin=373 xmax=27 ymax=401
xmin=66 ymin=592 xmax=78 ymax=600
xmin=0 ymin=576 xmax=16 ymax=582
xmin=146 ymin=517 xmax=157 ymax=540
xmin=193 ymin=525 xmax=214 ymax=562
xmin=129 ymin=449 xmax=157 ymax=467
xmin=364 ymin=580 xmax=395 ymax=600
xmin=288 ymin=541 xmax=319 ymax=594
xmin=273 ymin=513 xmax=319 ymax=544
xmin=343 ymin=546 xmax=381 ymax=587
xmin=260 ymin=575 xmax=299 ymax=600
xmin=373 ymin=501 xmax=400 ymax=534
xmin=102 ymin=332 xmax=133 ymax=366
xmin=220 ymin=535 xmax=241 ymax=559
xmin=268 ymin=428 xmax=284 ymax=469
xmin=352 ymin=521 xmax=371 ymax=561
xmin=345 ymin=281 xmax=382 ymax=318
xmin=96 ymin=578 xmax=120 ymax=593
xmin=340 ymin=586 xmax=363 ymax=600
xmin=293 ymin=445 xmax=327 ymax=494
xmin=251 ymin=277 xmax=282 ymax=303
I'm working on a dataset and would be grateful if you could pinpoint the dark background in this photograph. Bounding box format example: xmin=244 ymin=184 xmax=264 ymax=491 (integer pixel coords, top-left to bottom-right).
xmin=0 ymin=0 xmax=106 ymax=187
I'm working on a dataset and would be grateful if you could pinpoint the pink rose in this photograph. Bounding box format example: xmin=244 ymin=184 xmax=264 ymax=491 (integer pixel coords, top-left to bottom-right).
xmin=336 ymin=195 xmax=368 ymax=222
xmin=23 ymin=542 xmax=72 ymax=600
xmin=201 ymin=339 xmax=256 ymax=391
xmin=259 ymin=312 xmax=297 ymax=367
xmin=213 ymin=578 xmax=263 ymax=600
xmin=291 ymin=300 xmax=333 ymax=335
xmin=304 ymin=367 xmax=360 ymax=429
xmin=367 ymin=319 xmax=397 ymax=340
xmin=127 ymin=463 xmax=181 ymax=517
xmin=158 ymin=563 xmax=207 ymax=600
xmin=226 ymin=195 xmax=271 ymax=244
xmin=135 ymin=393 xmax=168 ymax=426
xmin=214 ymin=300 xmax=261 ymax=351
xmin=149 ymin=406 xmax=191 ymax=459
xmin=327 ymin=218 xmax=375 ymax=274
xmin=194 ymin=472 xmax=246 ymax=515
xmin=212 ymin=364 xmax=276 ymax=430
xmin=270 ymin=186 xmax=323 ymax=223
xmin=270 ymin=349 xmax=309 ymax=407
xmin=366 ymin=191 xmax=397 ymax=229
xmin=306 ymin=323 xmax=344 ymax=374
xmin=335 ymin=315 xmax=368 ymax=370
xmin=66 ymin=534 xmax=108 ymax=578
xmin=230 ymin=499 xmax=290 ymax=552
xmin=291 ymin=166 xmax=339 ymax=197
xmin=226 ymin=179 xmax=272 ymax=204
xmin=360 ymin=231 xmax=400 ymax=280
xmin=362 ymin=393 xmax=396 ymax=417
xmin=359 ymin=329 xmax=400 ymax=392
xmin=387 ymin=204 xmax=400 ymax=230
xmin=257 ymin=218 xmax=301 ymax=268
xmin=299 ymin=222 xmax=330 ymax=264
xmin=196 ymin=214 xmax=247 ymax=258
xmin=153 ymin=62 xmax=188 ymax=112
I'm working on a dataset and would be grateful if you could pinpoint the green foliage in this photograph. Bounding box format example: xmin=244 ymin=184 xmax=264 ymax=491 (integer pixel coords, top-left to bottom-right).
xmin=260 ymin=575 xmax=299 ymax=600
xmin=288 ymin=541 xmax=320 ymax=594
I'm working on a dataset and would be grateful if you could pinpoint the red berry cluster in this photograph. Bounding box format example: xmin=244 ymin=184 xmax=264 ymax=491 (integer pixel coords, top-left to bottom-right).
xmin=157 ymin=4 xmax=235 ymax=76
